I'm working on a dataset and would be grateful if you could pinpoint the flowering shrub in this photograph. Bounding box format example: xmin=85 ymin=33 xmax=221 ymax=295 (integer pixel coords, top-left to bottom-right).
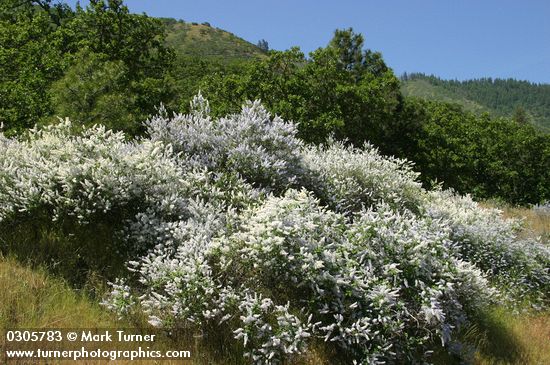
xmin=426 ymin=190 xmax=550 ymax=307
xmin=221 ymin=190 xmax=496 ymax=362
xmin=302 ymin=141 xmax=425 ymax=214
xmin=1 ymin=96 xmax=549 ymax=364
xmin=0 ymin=117 xmax=260 ymax=276
xmin=145 ymin=94 xmax=304 ymax=192
xmin=0 ymin=119 xmax=185 ymax=223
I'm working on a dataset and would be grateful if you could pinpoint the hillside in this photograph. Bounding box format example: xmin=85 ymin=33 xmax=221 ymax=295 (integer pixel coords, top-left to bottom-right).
xmin=401 ymin=78 xmax=489 ymax=114
xmin=401 ymin=73 xmax=550 ymax=131
xmin=160 ymin=18 xmax=266 ymax=60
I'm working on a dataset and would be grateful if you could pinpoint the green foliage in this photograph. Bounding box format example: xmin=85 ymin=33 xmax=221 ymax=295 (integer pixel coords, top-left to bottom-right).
xmin=256 ymin=39 xmax=269 ymax=52
xmin=56 ymin=0 xmax=177 ymax=130
xmin=512 ymin=105 xmax=528 ymax=125
xmin=0 ymin=0 xmax=73 ymax=25
xmin=0 ymin=209 xmax=130 ymax=287
xmin=65 ymin=0 xmax=174 ymax=76
xmin=201 ymin=28 xmax=402 ymax=146
xmin=410 ymin=99 xmax=550 ymax=204
xmin=50 ymin=50 xmax=137 ymax=132
xmin=0 ymin=0 xmax=71 ymax=134
xmin=0 ymin=0 xmax=176 ymax=135
xmin=401 ymin=78 xmax=488 ymax=115
xmin=402 ymin=73 xmax=550 ymax=132
xmin=171 ymin=55 xmax=249 ymax=114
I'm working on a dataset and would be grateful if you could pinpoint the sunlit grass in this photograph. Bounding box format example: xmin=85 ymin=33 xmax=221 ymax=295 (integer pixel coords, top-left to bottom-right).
xmin=481 ymin=200 xmax=550 ymax=243
xmin=500 ymin=206 xmax=550 ymax=244
xmin=469 ymin=307 xmax=550 ymax=365
xmin=0 ymin=255 xmax=246 ymax=364
xmin=0 ymin=255 xmax=119 ymax=329
xmin=460 ymin=202 xmax=550 ymax=365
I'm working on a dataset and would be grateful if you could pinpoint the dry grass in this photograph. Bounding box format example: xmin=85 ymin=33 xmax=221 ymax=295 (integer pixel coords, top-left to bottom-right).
xmin=500 ymin=206 xmax=550 ymax=243
xmin=471 ymin=308 xmax=550 ymax=365
xmin=0 ymin=256 xmax=232 ymax=364
xmin=0 ymin=255 xmax=119 ymax=329
xmin=480 ymin=201 xmax=550 ymax=243
xmin=186 ymin=24 xmax=213 ymax=42
xmin=463 ymin=202 xmax=550 ymax=364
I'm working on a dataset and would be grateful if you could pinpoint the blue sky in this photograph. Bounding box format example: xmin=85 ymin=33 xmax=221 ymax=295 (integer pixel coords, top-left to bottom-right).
xmin=64 ymin=0 xmax=550 ymax=83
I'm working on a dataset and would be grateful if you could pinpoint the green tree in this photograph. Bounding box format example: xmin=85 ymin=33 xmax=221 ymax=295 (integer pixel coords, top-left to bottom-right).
xmin=49 ymin=50 xmax=137 ymax=132
xmin=512 ymin=105 xmax=529 ymax=125
xmin=1 ymin=0 xmax=177 ymax=135
xmin=403 ymin=73 xmax=550 ymax=131
xmin=409 ymin=99 xmax=550 ymax=204
xmin=201 ymin=28 xmax=402 ymax=146
xmin=257 ymin=39 xmax=269 ymax=52
xmin=328 ymin=28 xmax=364 ymax=75
xmin=0 ymin=0 xmax=72 ymax=134
xmin=60 ymin=0 xmax=177 ymax=127
xmin=64 ymin=0 xmax=173 ymax=76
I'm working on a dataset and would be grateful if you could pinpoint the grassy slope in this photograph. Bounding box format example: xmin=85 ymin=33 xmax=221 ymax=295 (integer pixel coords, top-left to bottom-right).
xmin=1 ymin=257 xmax=548 ymax=364
xmin=481 ymin=202 xmax=550 ymax=243
xmin=0 ymin=256 xmax=233 ymax=364
xmin=472 ymin=307 xmax=550 ymax=365
xmin=161 ymin=18 xmax=266 ymax=60
xmin=0 ymin=255 xmax=330 ymax=364
xmin=0 ymin=255 xmax=118 ymax=330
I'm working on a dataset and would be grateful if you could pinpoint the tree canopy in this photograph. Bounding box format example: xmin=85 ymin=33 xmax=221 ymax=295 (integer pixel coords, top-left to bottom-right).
xmin=1 ymin=1 xmax=548 ymax=204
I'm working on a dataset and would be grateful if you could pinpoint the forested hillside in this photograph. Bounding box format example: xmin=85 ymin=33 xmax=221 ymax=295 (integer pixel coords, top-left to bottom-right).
xmin=402 ymin=73 xmax=550 ymax=132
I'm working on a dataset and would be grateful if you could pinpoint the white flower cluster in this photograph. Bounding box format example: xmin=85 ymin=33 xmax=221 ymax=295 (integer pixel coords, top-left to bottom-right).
xmin=145 ymin=93 xmax=304 ymax=192
xmin=302 ymin=141 xmax=424 ymax=214
xmin=0 ymin=119 xmax=186 ymax=223
xmin=426 ymin=190 xmax=550 ymax=306
xmin=1 ymin=96 xmax=548 ymax=364
xmin=216 ymin=190 xmax=495 ymax=362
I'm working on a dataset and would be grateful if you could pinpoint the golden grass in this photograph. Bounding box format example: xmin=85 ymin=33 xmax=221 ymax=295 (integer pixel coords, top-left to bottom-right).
xmin=499 ymin=206 xmax=550 ymax=243
xmin=0 ymin=256 xmax=204 ymax=364
xmin=186 ymin=24 xmax=213 ymax=42
xmin=0 ymin=255 xmax=118 ymax=329
xmin=0 ymin=255 xmax=148 ymax=364
xmin=465 ymin=202 xmax=550 ymax=364
xmin=471 ymin=308 xmax=550 ymax=365
xmin=480 ymin=201 xmax=549 ymax=243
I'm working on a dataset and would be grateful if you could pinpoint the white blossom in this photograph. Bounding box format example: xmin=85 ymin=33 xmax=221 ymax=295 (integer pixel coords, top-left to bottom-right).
xmin=1 ymin=96 xmax=548 ymax=365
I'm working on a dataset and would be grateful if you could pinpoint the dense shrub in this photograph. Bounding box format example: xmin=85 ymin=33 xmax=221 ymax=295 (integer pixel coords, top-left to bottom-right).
xmin=1 ymin=0 xmax=175 ymax=135
xmin=427 ymin=190 xmax=550 ymax=306
xmin=145 ymin=94 xmax=304 ymax=192
xmin=200 ymin=29 xmax=402 ymax=147
xmin=410 ymin=100 xmax=550 ymax=205
xmin=0 ymin=120 xmax=184 ymax=223
xmin=1 ymin=97 xmax=548 ymax=364
xmin=302 ymin=141 xmax=424 ymax=214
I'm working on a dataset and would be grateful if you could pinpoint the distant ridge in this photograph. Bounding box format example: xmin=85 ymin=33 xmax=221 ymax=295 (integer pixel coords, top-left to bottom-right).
xmin=401 ymin=73 xmax=550 ymax=131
